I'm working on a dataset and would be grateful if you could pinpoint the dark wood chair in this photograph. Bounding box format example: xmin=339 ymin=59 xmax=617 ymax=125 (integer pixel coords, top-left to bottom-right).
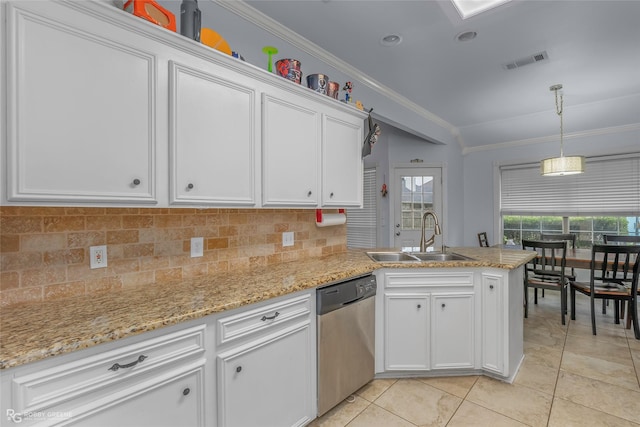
xmin=603 ymin=235 xmax=640 ymax=327
xmin=478 ymin=232 xmax=489 ymax=247
xmin=604 ymin=235 xmax=640 ymax=245
xmin=541 ymin=233 xmax=577 ymax=283
xmin=570 ymin=244 xmax=640 ymax=338
xmin=523 ymin=239 xmax=569 ymax=325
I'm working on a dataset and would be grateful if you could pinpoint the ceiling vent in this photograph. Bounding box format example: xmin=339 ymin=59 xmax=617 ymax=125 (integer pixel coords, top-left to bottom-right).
xmin=503 ymin=51 xmax=548 ymax=70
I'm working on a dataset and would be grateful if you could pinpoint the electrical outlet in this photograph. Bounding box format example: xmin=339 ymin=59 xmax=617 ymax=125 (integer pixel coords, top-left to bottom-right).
xmin=90 ymin=245 xmax=108 ymax=269
xmin=191 ymin=237 xmax=204 ymax=258
xmin=282 ymin=231 xmax=294 ymax=247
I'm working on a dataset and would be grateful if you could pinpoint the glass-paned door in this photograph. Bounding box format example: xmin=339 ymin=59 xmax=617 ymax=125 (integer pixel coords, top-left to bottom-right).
xmin=392 ymin=167 xmax=442 ymax=250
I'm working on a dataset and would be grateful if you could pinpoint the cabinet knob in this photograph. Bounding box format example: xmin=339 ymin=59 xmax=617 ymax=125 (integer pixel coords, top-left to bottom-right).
xmin=183 ymin=388 xmax=190 ymax=396
xmin=441 ymin=303 xmax=446 ymax=308
xmin=307 ymin=191 xmax=312 ymax=197
xmin=417 ymin=304 xmax=421 ymax=309
xmin=187 ymin=183 xmax=194 ymax=190
xmin=490 ymin=285 xmax=494 ymax=290
xmin=132 ymin=178 xmax=141 ymax=186
xmin=330 ymin=192 xmax=334 ymax=198
xmin=236 ymin=366 xmax=242 ymax=373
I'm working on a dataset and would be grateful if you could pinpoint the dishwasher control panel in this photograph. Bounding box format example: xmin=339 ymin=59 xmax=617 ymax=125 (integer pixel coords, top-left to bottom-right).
xmin=316 ymin=274 xmax=377 ymax=315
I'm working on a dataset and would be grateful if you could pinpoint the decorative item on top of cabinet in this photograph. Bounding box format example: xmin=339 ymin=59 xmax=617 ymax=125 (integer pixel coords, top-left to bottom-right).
xmin=123 ymin=0 xmax=176 ymax=32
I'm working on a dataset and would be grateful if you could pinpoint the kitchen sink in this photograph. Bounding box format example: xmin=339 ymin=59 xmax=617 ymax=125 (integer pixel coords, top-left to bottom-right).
xmin=366 ymin=251 xmax=475 ymax=263
xmin=366 ymin=252 xmax=419 ymax=262
xmin=410 ymin=252 xmax=474 ymax=262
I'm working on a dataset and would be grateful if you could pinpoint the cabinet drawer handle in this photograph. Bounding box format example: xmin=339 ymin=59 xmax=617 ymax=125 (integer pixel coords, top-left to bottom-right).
xmin=132 ymin=178 xmax=141 ymax=186
xmin=183 ymin=387 xmax=190 ymax=396
xmin=187 ymin=183 xmax=194 ymax=190
xmin=236 ymin=366 xmax=242 ymax=373
xmin=108 ymin=354 xmax=147 ymax=371
xmin=261 ymin=311 xmax=280 ymax=321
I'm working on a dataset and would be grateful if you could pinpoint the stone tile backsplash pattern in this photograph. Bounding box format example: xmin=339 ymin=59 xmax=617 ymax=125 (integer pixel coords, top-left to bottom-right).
xmin=0 ymin=207 xmax=346 ymax=307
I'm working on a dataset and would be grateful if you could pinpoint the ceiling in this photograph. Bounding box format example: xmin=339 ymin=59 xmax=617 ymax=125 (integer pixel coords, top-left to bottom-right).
xmin=230 ymin=0 xmax=640 ymax=149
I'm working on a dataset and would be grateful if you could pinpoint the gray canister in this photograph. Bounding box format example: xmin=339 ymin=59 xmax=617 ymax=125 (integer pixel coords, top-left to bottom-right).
xmin=180 ymin=0 xmax=201 ymax=41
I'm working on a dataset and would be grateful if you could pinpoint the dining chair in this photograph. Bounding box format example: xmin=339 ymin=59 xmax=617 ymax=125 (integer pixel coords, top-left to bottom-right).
xmin=478 ymin=232 xmax=489 ymax=247
xmin=604 ymin=235 xmax=640 ymax=244
xmin=570 ymin=244 xmax=640 ymax=339
xmin=540 ymin=233 xmax=577 ymax=299
xmin=603 ymin=235 xmax=640 ymax=327
xmin=522 ymin=239 xmax=569 ymax=325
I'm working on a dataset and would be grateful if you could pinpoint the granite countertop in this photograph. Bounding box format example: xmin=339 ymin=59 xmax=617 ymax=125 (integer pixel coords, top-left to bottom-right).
xmin=0 ymin=247 xmax=535 ymax=370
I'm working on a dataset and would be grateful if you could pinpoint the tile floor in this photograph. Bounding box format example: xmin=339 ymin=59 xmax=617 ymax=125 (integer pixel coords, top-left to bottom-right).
xmin=310 ymin=290 xmax=640 ymax=426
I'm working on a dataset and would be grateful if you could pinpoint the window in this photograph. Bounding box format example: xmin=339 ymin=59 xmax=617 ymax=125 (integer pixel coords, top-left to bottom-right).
xmin=500 ymin=154 xmax=640 ymax=246
xmin=347 ymin=168 xmax=377 ymax=248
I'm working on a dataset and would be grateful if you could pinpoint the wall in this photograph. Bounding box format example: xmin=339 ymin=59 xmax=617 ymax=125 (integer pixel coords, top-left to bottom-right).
xmin=462 ymin=128 xmax=640 ymax=246
xmin=0 ymin=207 xmax=346 ymax=307
xmin=364 ymin=122 xmax=465 ymax=248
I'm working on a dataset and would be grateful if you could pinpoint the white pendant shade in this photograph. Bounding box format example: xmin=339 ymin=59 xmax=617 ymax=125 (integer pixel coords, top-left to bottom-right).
xmin=540 ymin=156 xmax=585 ymax=176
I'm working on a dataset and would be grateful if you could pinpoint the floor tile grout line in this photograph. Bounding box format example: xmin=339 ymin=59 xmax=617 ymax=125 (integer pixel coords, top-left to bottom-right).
xmin=545 ymin=306 xmax=571 ymax=426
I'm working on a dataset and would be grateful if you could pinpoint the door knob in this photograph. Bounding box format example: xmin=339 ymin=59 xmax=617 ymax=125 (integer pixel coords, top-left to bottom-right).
xmin=395 ymin=223 xmax=400 ymax=228
xmin=395 ymin=232 xmax=401 ymax=236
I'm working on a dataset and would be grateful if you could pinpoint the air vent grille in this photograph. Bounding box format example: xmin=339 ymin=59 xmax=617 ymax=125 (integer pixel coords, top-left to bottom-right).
xmin=503 ymin=51 xmax=549 ymax=70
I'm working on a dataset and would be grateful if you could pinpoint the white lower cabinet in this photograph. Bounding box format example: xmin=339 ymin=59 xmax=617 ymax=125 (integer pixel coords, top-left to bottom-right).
xmin=431 ymin=293 xmax=474 ymax=369
xmin=380 ymin=270 xmax=475 ymax=372
xmin=384 ymin=293 xmax=430 ymax=371
xmin=0 ymin=321 xmax=209 ymax=426
xmin=376 ymin=268 xmax=524 ymax=380
xmin=215 ymin=291 xmax=316 ymax=427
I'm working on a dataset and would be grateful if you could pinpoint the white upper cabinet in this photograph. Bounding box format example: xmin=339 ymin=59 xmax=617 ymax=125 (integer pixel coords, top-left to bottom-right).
xmin=1 ymin=0 xmax=365 ymax=208
xmin=322 ymin=112 xmax=363 ymax=207
xmin=261 ymin=92 xmax=321 ymax=207
xmin=169 ymin=61 xmax=258 ymax=206
xmin=4 ymin=1 xmax=157 ymax=204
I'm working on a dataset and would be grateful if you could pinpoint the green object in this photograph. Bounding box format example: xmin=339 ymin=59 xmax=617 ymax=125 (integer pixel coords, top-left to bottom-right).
xmin=262 ymin=46 xmax=278 ymax=72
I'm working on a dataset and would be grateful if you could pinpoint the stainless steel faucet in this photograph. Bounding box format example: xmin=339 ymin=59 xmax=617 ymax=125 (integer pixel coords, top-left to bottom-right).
xmin=419 ymin=210 xmax=442 ymax=252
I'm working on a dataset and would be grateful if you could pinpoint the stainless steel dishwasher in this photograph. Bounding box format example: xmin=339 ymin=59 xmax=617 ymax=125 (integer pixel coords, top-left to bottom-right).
xmin=317 ymin=273 xmax=377 ymax=416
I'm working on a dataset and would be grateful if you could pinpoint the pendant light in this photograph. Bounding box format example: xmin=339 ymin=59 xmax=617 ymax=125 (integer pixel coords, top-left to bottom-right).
xmin=540 ymin=84 xmax=585 ymax=176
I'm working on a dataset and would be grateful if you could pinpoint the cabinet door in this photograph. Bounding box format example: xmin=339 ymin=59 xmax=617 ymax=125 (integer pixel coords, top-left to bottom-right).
xmin=481 ymin=273 xmax=504 ymax=374
xmin=384 ymin=293 xmax=430 ymax=371
xmin=217 ymin=323 xmax=314 ymax=427
xmin=169 ymin=61 xmax=257 ymax=206
xmin=5 ymin=2 xmax=156 ymax=204
xmin=262 ymin=93 xmax=320 ymax=206
xmin=68 ymin=367 xmax=205 ymax=427
xmin=431 ymin=293 xmax=475 ymax=369
xmin=321 ymin=112 xmax=363 ymax=207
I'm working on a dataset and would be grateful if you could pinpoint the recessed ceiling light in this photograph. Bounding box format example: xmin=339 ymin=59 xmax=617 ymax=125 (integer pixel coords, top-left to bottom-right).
xmin=380 ymin=34 xmax=402 ymax=47
xmin=456 ymin=30 xmax=477 ymax=42
xmin=451 ymin=0 xmax=511 ymax=19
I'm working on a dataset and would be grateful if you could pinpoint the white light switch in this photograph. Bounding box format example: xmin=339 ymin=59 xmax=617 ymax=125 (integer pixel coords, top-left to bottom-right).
xmin=282 ymin=232 xmax=294 ymax=247
xmin=191 ymin=237 xmax=204 ymax=257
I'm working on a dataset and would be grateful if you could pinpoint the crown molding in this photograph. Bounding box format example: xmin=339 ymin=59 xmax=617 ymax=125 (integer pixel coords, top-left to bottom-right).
xmin=462 ymin=122 xmax=640 ymax=155
xmin=213 ymin=0 xmax=456 ymax=134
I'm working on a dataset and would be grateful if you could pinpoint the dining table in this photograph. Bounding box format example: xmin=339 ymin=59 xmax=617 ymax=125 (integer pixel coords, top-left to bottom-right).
xmin=496 ymin=244 xmax=636 ymax=270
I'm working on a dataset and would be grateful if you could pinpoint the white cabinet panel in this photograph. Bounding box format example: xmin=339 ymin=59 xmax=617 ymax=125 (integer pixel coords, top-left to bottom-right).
xmin=431 ymin=293 xmax=474 ymax=369
xmin=384 ymin=293 xmax=430 ymax=371
xmin=261 ymin=93 xmax=320 ymax=207
xmin=217 ymin=323 xmax=313 ymax=427
xmin=321 ymin=113 xmax=363 ymax=207
xmin=5 ymin=2 xmax=156 ymax=203
xmin=169 ymin=61 xmax=257 ymax=206
xmin=481 ymin=273 xmax=504 ymax=374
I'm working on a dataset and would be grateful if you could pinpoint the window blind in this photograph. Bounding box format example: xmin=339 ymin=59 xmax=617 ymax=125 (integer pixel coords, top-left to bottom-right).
xmin=500 ymin=153 xmax=640 ymax=216
xmin=347 ymin=168 xmax=377 ymax=248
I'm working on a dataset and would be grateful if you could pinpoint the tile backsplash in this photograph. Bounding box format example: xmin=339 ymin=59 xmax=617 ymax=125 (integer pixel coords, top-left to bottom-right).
xmin=0 ymin=207 xmax=346 ymax=307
